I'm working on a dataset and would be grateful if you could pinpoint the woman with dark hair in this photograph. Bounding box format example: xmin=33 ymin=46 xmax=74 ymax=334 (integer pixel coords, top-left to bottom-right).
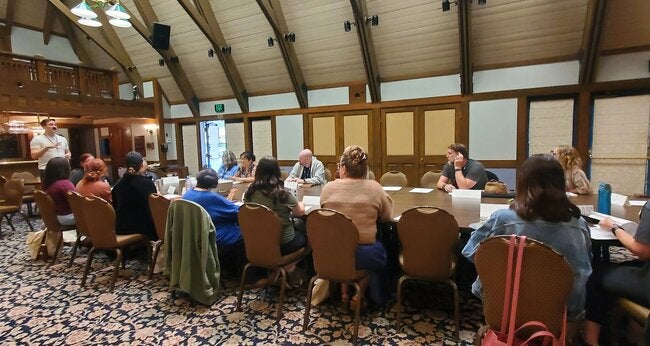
xmin=462 ymin=154 xmax=592 ymax=320
xmin=217 ymin=150 xmax=239 ymax=179
xmin=76 ymin=158 xmax=112 ymax=202
xmin=111 ymin=151 xmax=157 ymax=239
xmin=553 ymin=145 xmax=593 ymax=195
xmin=43 ymin=157 xmax=76 ymax=226
xmin=233 ymin=151 xmax=256 ymax=183
xmin=320 ymin=145 xmax=394 ymax=308
xmin=244 ymin=156 xmax=306 ymax=285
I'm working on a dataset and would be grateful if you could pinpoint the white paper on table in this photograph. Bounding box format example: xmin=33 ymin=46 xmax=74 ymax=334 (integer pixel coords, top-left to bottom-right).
xmin=409 ymin=188 xmax=434 ymax=194
xmin=565 ymin=192 xmax=577 ymax=197
xmin=451 ymin=189 xmax=481 ymax=199
xmin=590 ymin=225 xmax=617 ymax=240
xmin=480 ymin=204 xmax=510 ymax=220
xmin=284 ymin=181 xmax=298 ymax=190
xmin=304 ymin=205 xmax=313 ymax=213
xmin=629 ymin=200 xmax=647 ymax=206
xmin=167 ymin=185 xmax=177 ymax=194
xmin=588 ymin=212 xmax=638 ymax=236
xmin=610 ymin=193 xmax=628 ymax=206
xmin=577 ymin=204 xmax=594 ymax=215
xmin=383 ymin=186 xmax=402 ymax=191
xmin=302 ymin=195 xmax=321 ymax=206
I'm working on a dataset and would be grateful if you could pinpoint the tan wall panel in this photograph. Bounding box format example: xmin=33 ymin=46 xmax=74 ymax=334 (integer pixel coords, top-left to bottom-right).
xmin=386 ymin=112 xmax=414 ymax=156
xmin=343 ymin=114 xmax=369 ymax=151
xmin=312 ymin=116 xmax=336 ymax=156
xmin=424 ymin=109 xmax=455 ymax=155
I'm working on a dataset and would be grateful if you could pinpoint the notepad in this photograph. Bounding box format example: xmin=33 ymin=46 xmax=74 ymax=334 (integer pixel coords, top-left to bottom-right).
xmin=588 ymin=212 xmax=638 ymax=236
xmin=629 ymin=200 xmax=647 ymax=207
xmin=451 ymin=189 xmax=481 ymax=199
xmin=302 ymin=195 xmax=321 ymax=206
xmin=409 ymin=188 xmax=433 ymax=194
xmin=382 ymin=186 xmax=402 ymax=191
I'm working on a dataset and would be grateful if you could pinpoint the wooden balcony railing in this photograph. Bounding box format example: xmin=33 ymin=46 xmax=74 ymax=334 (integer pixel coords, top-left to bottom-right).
xmin=0 ymin=52 xmax=117 ymax=99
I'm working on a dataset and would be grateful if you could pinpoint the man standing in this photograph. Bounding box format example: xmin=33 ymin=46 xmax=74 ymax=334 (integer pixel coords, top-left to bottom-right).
xmin=287 ymin=149 xmax=326 ymax=185
xmin=30 ymin=118 xmax=71 ymax=180
xmin=437 ymin=143 xmax=487 ymax=191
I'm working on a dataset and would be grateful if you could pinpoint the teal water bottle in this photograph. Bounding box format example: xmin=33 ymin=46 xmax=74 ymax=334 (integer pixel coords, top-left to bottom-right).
xmin=597 ymin=183 xmax=611 ymax=215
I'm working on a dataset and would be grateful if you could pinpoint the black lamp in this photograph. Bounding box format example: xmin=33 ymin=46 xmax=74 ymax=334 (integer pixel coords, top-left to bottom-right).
xmin=268 ymin=37 xmax=275 ymax=47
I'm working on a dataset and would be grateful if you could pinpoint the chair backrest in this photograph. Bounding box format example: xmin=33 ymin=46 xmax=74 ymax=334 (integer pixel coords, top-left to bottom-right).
xmin=237 ymin=203 xmax=283 ymax=267
xmin=486 ymin=170 xmax=499 ymax=181
xmin=33 ymin=190 xmax=62 ymax=233
xmin=280 ymin=170 xmax=289 ymax=181
xmin=0 ymin=175 xmax=7 ymax=200
xmin=324 ymin=168 xmax=334 ymax=182
xmin=3 ymin=179 xmax=24 ymax=208
xmin=67 ymin=191 xmax=89 ymax=237
xmin=306 ymin=209 xmax=359 ymax=281
xmin=12 ymin=171 xmax=36 ymax=194
xmin=81 ymin=196 xmax=119 ymax=249
xmin=420 ymin=170 xmax=442 ymax=188
xmin=397 ymin=206 xmax=459 ymax=279
xmin=149 ymin=193 xmax=171 ymax=241
xmin=379 ymin=171 xmax=408 ymax=187
xmin=475 ymin=236 xmax=573 ymax=338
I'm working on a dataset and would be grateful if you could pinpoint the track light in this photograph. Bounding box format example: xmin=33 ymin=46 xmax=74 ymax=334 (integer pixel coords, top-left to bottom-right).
xmin=268 ymin=37 xmax=275 ymax=47
xmin=221 ymin=46 xmax=231 ymax=55
xmin=365 ymin=15 xmax=379 ymax=26
xmin=158 ymin=58 xmax=165 ymax=66
xmin=208 ymin=48 xmax=214 ymax=57
xmin=344 ymin=20 xmax=352 ymax=32
xmin=284 ymin=32 xmax=295 ymax=43
xmin=442 ymin=0 xmax=451 ymax=11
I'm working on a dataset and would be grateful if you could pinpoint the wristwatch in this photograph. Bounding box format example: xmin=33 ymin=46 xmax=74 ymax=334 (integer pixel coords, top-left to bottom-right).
xmin=454 ymin=168 xmax=462 ymax=172
xmin=610 ymin=224 xmax=622 ymax=236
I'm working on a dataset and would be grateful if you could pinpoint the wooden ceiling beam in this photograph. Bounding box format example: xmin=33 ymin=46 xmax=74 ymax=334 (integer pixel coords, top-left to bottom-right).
xmin=48 ymin=0 xmax=143 ymax=96
xmin=457 ymin=0 xmax=473 ymax=95
xmin=131 ymin=0 xmax=201 ymax=117
xmin=5 ymin=0 xmax=16 ymax=31
xmin=257 ymin=0 xmax=308 ymax=109
xmin=176 ymin=0 xmax=249 ymax=113
xmin=349 ymin=0 xmax=381 ymax=103
xmin=579 ymin=0 xmax=607 ymax=85
xmin=43 ymin=2 xmax=55 ymax=45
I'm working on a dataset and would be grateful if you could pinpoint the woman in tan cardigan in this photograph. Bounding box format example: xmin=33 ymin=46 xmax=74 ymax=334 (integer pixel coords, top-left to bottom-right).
xmin=320 ymin=145 xmax=394 ymax=308
xmin=554 ymin=145 xmax=593 ymax=195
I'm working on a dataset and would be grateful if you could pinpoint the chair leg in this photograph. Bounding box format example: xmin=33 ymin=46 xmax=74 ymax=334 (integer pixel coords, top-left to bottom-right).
xmin=7 ymin=214 xmax=15 ymax=233
xmin=110 ymin=249 xmax=123 ymax=292
xmin=276 ymin=267 xmax=288 ymax=324
xmin=49 ymin=232 xmax=63 ymax=266
xmin=449 ymin=280 xmax=460 ymax=342
xmin=68 ymin=234 xmax=82 ymax=267
xmin=81 ymin=247 xmax=96 ymax=287
xmin=149 ymin=241 xmax=162 ymax=279
xmin=396 ymin=275 xmax=408 ymax=331
xmin=351 ymin=282 xmax=363 ymax=344
xmin=20 ymin=212 xmax=34 ymax=231
xmin=236 ymin=263 xmax=252 ymax=311
xmin=303 ymin=275 xmax=318 ymax=331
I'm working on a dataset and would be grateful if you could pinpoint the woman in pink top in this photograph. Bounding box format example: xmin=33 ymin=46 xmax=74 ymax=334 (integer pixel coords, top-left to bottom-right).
xmin=320 ymin=145 xmax=394 ymax=308
xmin=76 ymin=158 xmax=112 ymax=202
xmin=43 ymin=157 xmax=76 ymax=226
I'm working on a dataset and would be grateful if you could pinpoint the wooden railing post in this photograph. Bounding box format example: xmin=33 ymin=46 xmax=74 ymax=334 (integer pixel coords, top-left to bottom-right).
xmin=111 ymin=68 xmax=119 ymax=100
xmin=78 ymin=66 xmax=88 ymax=97
xmin=33 ymin=55 xmax=48 ymax=83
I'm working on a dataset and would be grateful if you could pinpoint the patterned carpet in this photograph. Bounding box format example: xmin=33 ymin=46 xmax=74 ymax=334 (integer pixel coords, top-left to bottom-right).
xmin=0 ymin=211 xmax=485 ymax=345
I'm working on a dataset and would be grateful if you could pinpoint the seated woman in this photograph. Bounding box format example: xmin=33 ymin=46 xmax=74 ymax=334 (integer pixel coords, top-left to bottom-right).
xmin=462 ymin=154 xmax=592 ymax=320
xmin=233 ymin=151 xmax=256 ymax=183
xmin=75 ymin=158 xmax=112 ymax=202
xmin=217 ymin=150 xmax=239 ymax=179
xmin=554 ymin=145 xmax=593 ymax=194
xmin=582 ymin=202 xmax=650 ymax=345
xmin=320 ymin=145 xmax=394 ymax=308
xmin=43 ymin=157 xmax=76 ymax=226
xmin=111 ymin=151 xmax=157 ymax=239
xmin=243 ymin=156 xmax=306 ymax=285
xmin=183 ymin=168 xmax=244 ymax=277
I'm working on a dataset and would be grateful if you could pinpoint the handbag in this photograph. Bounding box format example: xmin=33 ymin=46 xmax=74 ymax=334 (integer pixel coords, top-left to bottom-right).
xmin=26 ymin=230 xmax=46 ymax=260
xmin=481 ymin=235 xmax=566 ymax=346
xmin=484 ymin=180 xmax=509 ymax=194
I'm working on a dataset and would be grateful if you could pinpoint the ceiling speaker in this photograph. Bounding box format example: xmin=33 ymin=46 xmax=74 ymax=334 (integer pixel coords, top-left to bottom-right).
xmin=151 ymin=22 xmax=171 ymax=50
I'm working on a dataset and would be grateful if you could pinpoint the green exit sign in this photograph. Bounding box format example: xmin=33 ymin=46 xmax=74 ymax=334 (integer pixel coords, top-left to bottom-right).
xmin=214 ymin=103 xmax=225 ymax=113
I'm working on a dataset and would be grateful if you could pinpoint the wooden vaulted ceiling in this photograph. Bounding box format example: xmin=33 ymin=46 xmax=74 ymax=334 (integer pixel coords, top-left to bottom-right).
xmin=1 ymin=0 xmax=649 ymax=110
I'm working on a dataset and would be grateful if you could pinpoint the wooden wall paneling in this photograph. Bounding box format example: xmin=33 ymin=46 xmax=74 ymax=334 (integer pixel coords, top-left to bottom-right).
xmin=381 ymin=107 xmax=419 ymax=185
xmin=419 ymin=104 xmax=459 ymax=177
xmin=309 ymin=113 xmax=339 ymax=173
xmin=576 ymin=91 xmax=593 ymax=168
xmin=516 ymin=95 xmax=528 ymax=165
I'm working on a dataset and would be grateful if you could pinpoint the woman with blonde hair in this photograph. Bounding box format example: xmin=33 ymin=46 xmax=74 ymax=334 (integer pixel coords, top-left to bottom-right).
xmin=76 ymin=158 xmax=112 ymax=202
xmin=554 ymin=145 xmax=593 ymax=194
xmin=217 ymin=150 xmax=238 ymax=179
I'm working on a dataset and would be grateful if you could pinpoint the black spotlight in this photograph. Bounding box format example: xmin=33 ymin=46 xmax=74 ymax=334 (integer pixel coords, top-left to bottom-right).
xmin=267 ymin=37 xmax=274 ymax=47
xmin=442 ymin=0 xmax=450 ymax=11
xmin=478 ymin=0 xmax=486 ymax=4
xmin=366 ymin=15 xmax=379 ymax=26
xmin=284 ymin=32 xmax=295 ymax=43
xmin=158 ymin=58 xmax=165 ymax=66
xmin=208 ymin=48 xmax=214 ymax=57
xmin=221 ymin=46 xmax=231 ymax=55
xmin=344 ymin=20 xmax=352 ymax=32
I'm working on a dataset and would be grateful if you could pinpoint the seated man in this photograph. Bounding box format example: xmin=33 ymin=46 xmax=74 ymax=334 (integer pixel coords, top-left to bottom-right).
xmin=437 ymin=143 xmax=488 ymax=191
xmin=286 ymin=149 xmax=326 ymax=185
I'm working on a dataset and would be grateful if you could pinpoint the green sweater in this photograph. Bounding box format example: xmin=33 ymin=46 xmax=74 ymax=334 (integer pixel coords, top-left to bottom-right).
xmin=165 ymin=199 xmax=221 ymax=305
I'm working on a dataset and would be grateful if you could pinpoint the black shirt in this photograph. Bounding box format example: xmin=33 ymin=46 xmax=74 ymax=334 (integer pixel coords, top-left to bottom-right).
xmin=112 ymin=174 xmax=157 ymax=239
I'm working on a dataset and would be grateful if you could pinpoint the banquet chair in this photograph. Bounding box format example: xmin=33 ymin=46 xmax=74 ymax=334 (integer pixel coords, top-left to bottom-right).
xmin=379 ymin=171 xmax=408 ymax=187
xmin=0 ymin=175 xmax=7 ymax=202
xmin=66 ymin=191 xmax=91 ymax=267
xmin=80 ymin=196 xmax=145 ymax=291
xmin=324 ymin=168 xmax=334 ymax=182
xmin=12 ymin=171 xmax=37 ymax=215
xmin=419 ymin=171 xmax=442 ymax=188
xmin=236 ymin=202 xmax=309 ymax=324
xmin=396 ymin=206 xmax=460 ymax=341
xmin=474 ymin=236 xmax=573 ymax=343
xmin=366 ymin=170 xmax=375 ymax=181
xmin=304 ymin=209 xmax=368 ymax=344
xmin=33 ymin=190 xmax=75 ymax=265
xmin=0 ymin=179 xmax=33 ymax=233
xmin=613 ymin=298 xmax=649 ymax=345
xmin=148 ymin=193 xmax=171 ymax=278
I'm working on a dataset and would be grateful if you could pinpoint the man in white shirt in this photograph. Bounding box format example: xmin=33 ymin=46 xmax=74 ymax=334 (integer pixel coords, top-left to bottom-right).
xmin=30 ymin=118 xmax=71 ymax=180
xmin=286 ymin=149 xmax=326 ymax=185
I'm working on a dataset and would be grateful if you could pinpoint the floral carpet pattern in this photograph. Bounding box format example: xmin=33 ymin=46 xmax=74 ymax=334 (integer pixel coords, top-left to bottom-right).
xmin=0 ymin=212 xmax=485 ymax=345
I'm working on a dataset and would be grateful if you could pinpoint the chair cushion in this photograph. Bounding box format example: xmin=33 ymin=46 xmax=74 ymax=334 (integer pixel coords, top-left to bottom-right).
xmin=277 ymin=246 xmax=309 ymax=267
xmin=115 ymin=234 xmax=146 ymax=248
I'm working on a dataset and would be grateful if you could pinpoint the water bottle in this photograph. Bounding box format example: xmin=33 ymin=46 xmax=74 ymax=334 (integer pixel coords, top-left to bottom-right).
xmin=597 ymin=183 xmax=611 ymax=215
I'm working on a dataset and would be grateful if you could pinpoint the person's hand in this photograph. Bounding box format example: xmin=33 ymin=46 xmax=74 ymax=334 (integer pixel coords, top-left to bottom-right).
xmin=227 ymin=188 xmax=238 ymax=201
xmin=599 ymin=217 xmax=616 ymax=230
xmin=64 ymin=152 xmax=71 ymax=159
xmin=454 ymin=153 xmax=465 ymax=169
xmin=443 ymin=183 xmax=455 ymax=192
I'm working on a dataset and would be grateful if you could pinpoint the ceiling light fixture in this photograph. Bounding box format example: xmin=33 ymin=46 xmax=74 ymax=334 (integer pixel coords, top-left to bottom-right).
xmin=71 ymin=0 xmax=132 ymax=28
